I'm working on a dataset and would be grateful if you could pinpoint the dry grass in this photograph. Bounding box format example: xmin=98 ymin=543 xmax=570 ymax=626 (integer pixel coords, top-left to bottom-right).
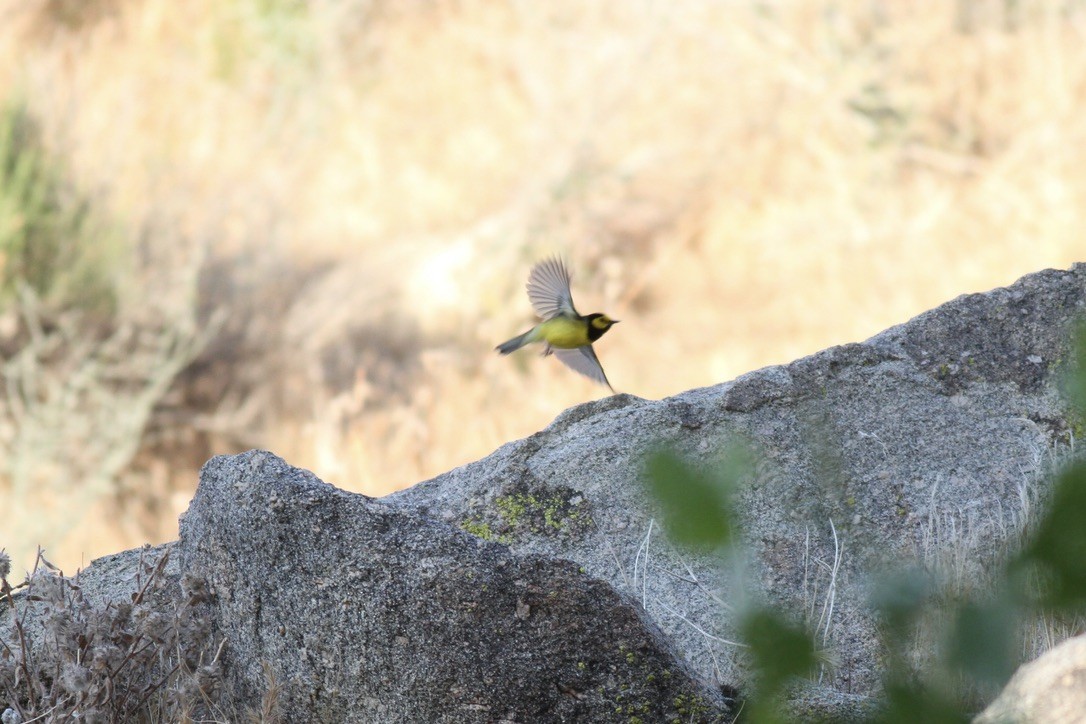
xmin=0 ymin=0 xmax=1084 ymax=572
xmin=902 ymin=438 xmax=1086 ymax=708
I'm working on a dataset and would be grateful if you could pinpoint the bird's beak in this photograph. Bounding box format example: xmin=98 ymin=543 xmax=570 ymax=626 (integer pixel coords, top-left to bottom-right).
xmin=612 ymin=320 xmax=621 ymax=324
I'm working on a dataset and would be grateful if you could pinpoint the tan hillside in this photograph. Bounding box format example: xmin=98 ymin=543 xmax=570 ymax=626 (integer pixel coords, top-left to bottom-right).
xmin=0 ymin=0 xmax=1082 ymax=572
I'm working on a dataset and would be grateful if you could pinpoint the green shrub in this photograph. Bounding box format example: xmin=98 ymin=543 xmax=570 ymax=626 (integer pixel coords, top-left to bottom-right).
xmin=0 ymin=100 xmax=120 ymax=316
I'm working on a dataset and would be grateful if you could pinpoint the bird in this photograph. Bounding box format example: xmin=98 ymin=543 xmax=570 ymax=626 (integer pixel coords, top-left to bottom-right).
xmin=496 ymin=256 xmax=619 ymax=391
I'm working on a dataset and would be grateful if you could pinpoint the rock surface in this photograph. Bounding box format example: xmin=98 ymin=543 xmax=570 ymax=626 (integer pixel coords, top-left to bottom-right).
xmin=388 ymin=264 xmax=1086 ymax=711
xmin=178 ymin=450 xmax=730 ymax=722
xmin=975 ymin=633 xmax=1086 ymax=724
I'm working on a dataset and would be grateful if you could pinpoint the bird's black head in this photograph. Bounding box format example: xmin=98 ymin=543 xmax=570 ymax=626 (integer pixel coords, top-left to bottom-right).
xmin=586 ymin=313 xmax=619 ymax=342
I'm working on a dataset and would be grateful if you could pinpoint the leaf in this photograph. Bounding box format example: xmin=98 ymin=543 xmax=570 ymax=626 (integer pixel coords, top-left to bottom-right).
xmin=869 ymin=567 xmax=935 ymax=644
xmin=878 ymin=679 xmax=970 ymax=724
xmin=643 ymin=448 xmax=738 ymax=551
xmin=944 ymin=592 xmax=1019 ymax=689
xmin=1061 ymin=321 xmax=1086 ymax=419
xmin=741 ymin=607 xmax=817 ymax=693
xmin=1019 ymin=460 xmax=1086 ymax=611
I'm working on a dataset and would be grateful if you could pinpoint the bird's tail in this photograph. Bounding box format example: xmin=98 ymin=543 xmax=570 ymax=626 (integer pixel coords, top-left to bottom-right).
xmin=496 ymin=328 xmax=536 ymax=355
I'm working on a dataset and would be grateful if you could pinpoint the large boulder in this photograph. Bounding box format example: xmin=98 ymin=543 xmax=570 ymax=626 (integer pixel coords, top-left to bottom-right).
xmin=176 ymin=450 xmax=730 ymax=722
xmin=975 ymin=633 xmax=1086 ymax=723
xmin=388 ymin=264 xmax=1086 ymax=708
xmin=2 ymin=452 xmax=730 ymax=722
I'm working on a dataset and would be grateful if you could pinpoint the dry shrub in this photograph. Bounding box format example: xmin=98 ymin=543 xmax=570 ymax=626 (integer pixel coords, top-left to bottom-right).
xmin=0 ymin=546 xmax=223 ymax=723
xmin=0 ymin=99 xmax=210 ymax=572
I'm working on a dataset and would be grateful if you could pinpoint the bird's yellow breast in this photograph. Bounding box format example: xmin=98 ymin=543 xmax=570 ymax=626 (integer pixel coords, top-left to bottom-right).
xmin=537 ymin=316 xmax=591 ymax=349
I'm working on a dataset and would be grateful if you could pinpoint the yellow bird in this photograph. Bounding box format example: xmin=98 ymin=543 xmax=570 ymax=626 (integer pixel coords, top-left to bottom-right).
xmin=496 ymin=257 xmax=619 ymax=391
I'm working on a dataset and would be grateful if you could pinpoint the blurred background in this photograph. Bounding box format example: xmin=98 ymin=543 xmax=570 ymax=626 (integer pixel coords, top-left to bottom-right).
xmin=0 ymin=0 xmax=1082 ymax=574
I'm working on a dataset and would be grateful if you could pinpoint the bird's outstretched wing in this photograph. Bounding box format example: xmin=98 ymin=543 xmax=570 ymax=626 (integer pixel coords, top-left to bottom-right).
xmin=527 ymin=256 xmax=578 ymax=319
xmin=553 ymin=345 xmax=614 ymax=392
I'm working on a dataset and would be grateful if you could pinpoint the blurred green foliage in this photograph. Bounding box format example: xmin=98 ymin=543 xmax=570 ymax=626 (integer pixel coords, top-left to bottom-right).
xmin=0 ymin=100 xmax=119 ymax=315
xmin=740 ymin=608 xmax=818 ymax=724
xmin=878 ymin=680 xmax=967 ymax=724
xmin=1061 ymin=321 xmax=1086 ymax=421
xmin=644 ymin=324 xmax=1086 ymax=722
xmin=867 ymin=566 xmax=934 ymax=648
xmin=1018 ymin=461 xmax=1086 ymax=612
xmin=644 ymin=448 xmax=739 ymax=552
xmin=944 ymin=593 xmax=1018 ymax=689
